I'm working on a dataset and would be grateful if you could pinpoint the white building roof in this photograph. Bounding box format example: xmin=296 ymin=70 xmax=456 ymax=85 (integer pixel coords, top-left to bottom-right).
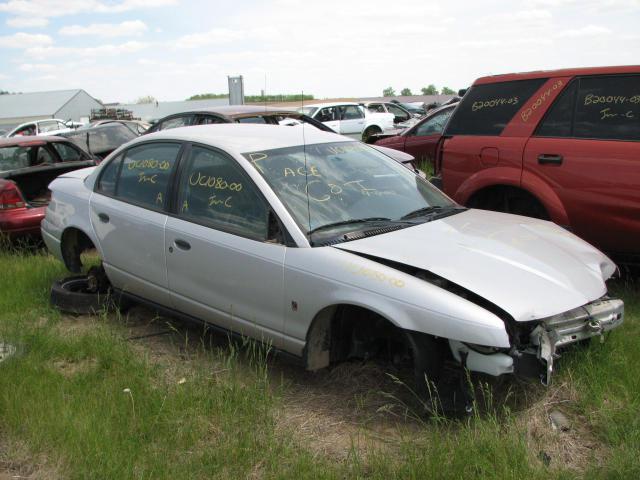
xmin=0 ymin=89 xmax=93 ymax=119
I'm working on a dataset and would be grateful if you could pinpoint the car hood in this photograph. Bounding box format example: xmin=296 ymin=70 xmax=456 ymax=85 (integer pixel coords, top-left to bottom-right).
xmin=334 ymin=209 xmax=615 ymax=322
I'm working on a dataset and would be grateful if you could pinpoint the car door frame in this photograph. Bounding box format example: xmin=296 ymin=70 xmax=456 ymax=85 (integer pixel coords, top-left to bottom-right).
xmin=162 ymin=140 xmax=296 ymax=348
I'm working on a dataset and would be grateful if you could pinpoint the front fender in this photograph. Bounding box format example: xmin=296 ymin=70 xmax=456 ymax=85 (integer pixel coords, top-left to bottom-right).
xmin=282 ymin=247 xmax=510 ymax=356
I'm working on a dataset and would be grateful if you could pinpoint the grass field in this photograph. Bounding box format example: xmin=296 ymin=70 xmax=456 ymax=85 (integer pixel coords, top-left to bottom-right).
xmin=0 ymin=249 xmax=638 ymax=479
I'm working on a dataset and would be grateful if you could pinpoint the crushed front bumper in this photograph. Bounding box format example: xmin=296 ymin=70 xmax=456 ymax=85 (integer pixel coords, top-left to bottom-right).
xmin=450 ymin=297 xmax=624 ymax=384
xmin=530 ymin=298 xmax=624 ymax=385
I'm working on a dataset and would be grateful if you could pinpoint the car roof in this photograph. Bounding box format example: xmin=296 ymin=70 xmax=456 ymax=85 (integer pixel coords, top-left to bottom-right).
xmin=137 ymin=123 xmax=354 ymax=154
xmin=0 ymin=135 xmax=67 ymax=147
xmin=302 ymin=102 xmax=359 ymax=108
xmin=164 ymin=105 xmax=303 ymax=118
xmin=474 ymin=65 xmax=640 ymax=85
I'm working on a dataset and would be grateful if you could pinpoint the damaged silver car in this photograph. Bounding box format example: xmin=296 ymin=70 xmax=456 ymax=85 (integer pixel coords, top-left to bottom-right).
xmin=41 ymin=124 xmax=623 ymax=393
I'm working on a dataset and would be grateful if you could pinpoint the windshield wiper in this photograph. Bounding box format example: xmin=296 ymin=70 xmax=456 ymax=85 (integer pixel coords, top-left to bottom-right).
xmin=307 ymin=217 xmax=393 ymax=235
xmin=401 ymin=205 xmax=464 ymax=220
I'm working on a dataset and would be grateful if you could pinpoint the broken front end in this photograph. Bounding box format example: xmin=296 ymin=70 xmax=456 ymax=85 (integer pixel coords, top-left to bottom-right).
xmin=450 ymin=297 xmax=624 ymax=385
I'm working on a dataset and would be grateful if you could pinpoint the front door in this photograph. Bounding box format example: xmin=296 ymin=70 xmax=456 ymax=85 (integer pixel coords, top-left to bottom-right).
xmin=90 ymin=142 xmax=182 ymax=305
xmin=164 ymin=144 xmax=286 ymax=347
xmin=338 ymin=105 xmax=366 ymax=137
xmin=404 ymin=106 xmax=454 ymax=171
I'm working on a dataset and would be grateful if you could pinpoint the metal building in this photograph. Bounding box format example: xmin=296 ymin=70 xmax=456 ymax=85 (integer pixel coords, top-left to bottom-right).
xmin=0 ymin=89 xmax=103 ymax=130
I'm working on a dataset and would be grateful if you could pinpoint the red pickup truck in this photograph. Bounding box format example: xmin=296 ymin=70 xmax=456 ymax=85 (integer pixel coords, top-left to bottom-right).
xmin=436 ymin=65 xmax=640 ymax=264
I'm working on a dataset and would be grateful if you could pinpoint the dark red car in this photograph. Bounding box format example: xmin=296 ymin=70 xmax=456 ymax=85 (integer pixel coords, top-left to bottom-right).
xmin=435 ymin=65 xmax=640 ymax=263
xmin=0 ymin=136 xmax=96 ymax=239
xmin=373 ymin=104 xmax=456 ymax=171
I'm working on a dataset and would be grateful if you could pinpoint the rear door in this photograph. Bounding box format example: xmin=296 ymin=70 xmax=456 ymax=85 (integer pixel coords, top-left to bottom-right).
xmin=164 ymin=144 xmax=286 ymax=347
xmin=90 ymin=142 xmax=183 ymax=305
xmin=403 ymin=106 xmax=454 ymax=170
xmin=523 ymin=74 xmax=640 ymax=255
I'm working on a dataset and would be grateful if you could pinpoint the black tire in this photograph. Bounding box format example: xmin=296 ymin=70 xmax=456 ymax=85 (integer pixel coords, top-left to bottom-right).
xmin=50 ymin=275 xmax=112 ymax=315
xmin=362 ymin=126 xmax=381 ymax=143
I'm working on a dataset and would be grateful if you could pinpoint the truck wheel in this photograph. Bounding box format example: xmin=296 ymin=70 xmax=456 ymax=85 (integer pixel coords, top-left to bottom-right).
xmin=362 ymin=126 xmax=381 ymax=143
xmin=50 ymin=275 xmax=112 ymax=315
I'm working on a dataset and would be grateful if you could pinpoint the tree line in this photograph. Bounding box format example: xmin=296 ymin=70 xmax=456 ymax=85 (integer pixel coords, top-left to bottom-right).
xmin=382 ymin=85 xmax=456 ymax=97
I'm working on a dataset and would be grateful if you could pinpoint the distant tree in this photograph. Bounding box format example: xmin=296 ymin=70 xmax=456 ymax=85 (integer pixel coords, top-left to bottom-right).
xmin=136 ymin=95 xmax=157 ymax=104
xmin=400 ymin=88 xmax=413 ymax=96
xmin=421 ymin=85 xmax=438 ymax=95
xmin=382 ymin=87 xmax=396 ymax=97
xmin=441 ymin=86 xmax=456 ymax=95
xmin=0 ymin=90 xmax=9 ymax=95
xmin=187 ymin=93 xmax=228 ymax=100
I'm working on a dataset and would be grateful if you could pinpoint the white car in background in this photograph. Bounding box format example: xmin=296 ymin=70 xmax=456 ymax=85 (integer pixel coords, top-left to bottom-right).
xmin=42 ymin=124 xmax=623 ymax=400
xmin=298 ymin=102 xmax=395 ymax=142
xmin=6 ymin=118 xmax=75 ymax=138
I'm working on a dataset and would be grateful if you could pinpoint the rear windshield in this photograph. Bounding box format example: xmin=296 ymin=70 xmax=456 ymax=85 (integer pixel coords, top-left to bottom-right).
xmin=0 ymin=146 xmax=30 ymax=172
xmin=445 ymin=78 xmax=547 ymax=136
xmin=63 ymin=124 xmax=136 ymax=154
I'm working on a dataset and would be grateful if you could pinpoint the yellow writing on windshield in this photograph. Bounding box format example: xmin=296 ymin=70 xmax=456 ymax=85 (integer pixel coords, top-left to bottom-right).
xmin=283 ymin=166 xmax=321 ymax=177
xmin=472 ymin=96 xmax=519 ymax=112
xmin=209 ymin=194 xmax=233 ymax=208
xmin=138 ymin=172 xmax=157 ymax=184
xmin=247 ymin=152 xmax=268 ymax=173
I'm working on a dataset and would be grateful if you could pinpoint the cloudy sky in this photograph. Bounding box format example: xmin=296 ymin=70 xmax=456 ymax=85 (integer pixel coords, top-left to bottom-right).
xmin=0 ymin=0 xmax=638 ymax=103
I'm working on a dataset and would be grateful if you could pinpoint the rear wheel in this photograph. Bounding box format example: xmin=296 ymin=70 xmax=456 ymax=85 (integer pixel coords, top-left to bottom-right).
xmin=362 ymin=126 xmax=382 ymax=143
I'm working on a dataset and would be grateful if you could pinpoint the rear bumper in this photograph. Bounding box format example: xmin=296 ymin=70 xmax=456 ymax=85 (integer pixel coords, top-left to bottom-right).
xmin=0 ymin=206 xmax=46 ymax=238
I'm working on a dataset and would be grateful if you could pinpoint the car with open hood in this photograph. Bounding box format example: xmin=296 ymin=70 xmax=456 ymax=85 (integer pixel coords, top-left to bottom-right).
xmin=41 ymin=124 xmax=623 ymax=395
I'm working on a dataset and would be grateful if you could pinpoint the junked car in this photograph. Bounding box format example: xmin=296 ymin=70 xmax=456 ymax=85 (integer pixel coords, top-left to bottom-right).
xmin=59 ymin=122 xmax=140 ymax=161
xmin=5 ymin=118 xmax=76 ymax=138
xmin=0 ymin=136 xmax=96 ymax=239
xmin=298 ymin=102 xmax=395 ymax=142
xmin=42 ymin=124 xmax=623 ymax=397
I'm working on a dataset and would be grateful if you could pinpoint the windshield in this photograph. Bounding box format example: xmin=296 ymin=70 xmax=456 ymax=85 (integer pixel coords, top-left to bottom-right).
xmin=243 ymin=141 xmax=457 ymax=242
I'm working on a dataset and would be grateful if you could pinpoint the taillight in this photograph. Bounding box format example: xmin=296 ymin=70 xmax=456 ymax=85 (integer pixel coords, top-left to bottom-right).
xmin=0 ymin=182 xmax=26 ymax=210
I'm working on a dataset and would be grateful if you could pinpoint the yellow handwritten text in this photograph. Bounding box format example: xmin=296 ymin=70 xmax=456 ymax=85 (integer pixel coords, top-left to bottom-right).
xmin=128 ymin=159 xmax=171 ymax=170
xmin=472 ymin=96 xmax=519 ymax=112
xmin=521 ymin=79 xmax=564 ymax=122
xmin=208 ymin=194 xmax=233 ymax=208
xmin=343 ymin=262 xmax=405 ymax=288
xmin=283 ymin=165 xmax=321 ymax=177
xmin=138 ymin=172 xmax=157 ymax=184
xmin=189 ymin=171 xmax=243 ymax=191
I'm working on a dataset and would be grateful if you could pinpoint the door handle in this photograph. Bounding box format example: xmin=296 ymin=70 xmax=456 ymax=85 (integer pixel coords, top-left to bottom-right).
xmin=98 ymin=213 xmax=110 ymax=223
xmin=174 ymin=239 xmax=191 ymax=251
xmin=538 ymin=154 xmax=563 ymax=165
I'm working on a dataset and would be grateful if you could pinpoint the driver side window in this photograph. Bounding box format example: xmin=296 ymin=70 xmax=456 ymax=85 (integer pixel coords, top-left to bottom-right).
xmin=414 ymin=109 xmax=453 ymax=136
xmin=176 ymin=146 xmax=269 ymax=241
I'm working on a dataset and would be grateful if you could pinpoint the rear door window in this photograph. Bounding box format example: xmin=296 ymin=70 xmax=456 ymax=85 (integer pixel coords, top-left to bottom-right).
xmin=339 ymin=105 xmax=364 ymax=120
xmin=446 ymin=78 xmax=547 ymax=136
xmin=113 ymin=143 xmax=181 ymax=210
xmin=535 ymin=75 xmax=640 ymax=141
xmin=52 ymin=142 xmax=87 ymax=162
xmin=574 ymin=75 xmax=639 ymax=141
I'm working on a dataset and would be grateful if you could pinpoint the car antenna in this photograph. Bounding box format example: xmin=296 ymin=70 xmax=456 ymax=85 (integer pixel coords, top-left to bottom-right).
xmin=264 ymin=73 xmax=267 ymax=112
xmin=301 ymin=90 xmax=312 ymax=234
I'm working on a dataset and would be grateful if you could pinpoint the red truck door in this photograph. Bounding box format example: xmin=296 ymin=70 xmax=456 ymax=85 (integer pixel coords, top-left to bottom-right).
xmin=403 ymin=106 xmax=454 ymax=171
xmin=523 ymin=74 xmax=640 ymax=256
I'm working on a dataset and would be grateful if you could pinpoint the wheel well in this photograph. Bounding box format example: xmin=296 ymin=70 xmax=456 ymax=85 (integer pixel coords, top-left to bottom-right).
xmin=364 ymin=125 xmax=382 ymax=133
xmin=60 ymin=228 xmax=97 ymax=273
xmin=467 ymin=185 xmax=550 ymax=220
xmin=304 ymin=304 xmax=414 ymax=371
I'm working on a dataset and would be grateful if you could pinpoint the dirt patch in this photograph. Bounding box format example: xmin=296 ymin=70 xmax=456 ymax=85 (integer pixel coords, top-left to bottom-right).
xmin=519 ymin=380 xmax=609 ymax=472
xmin=0 ymin=435 xmax=59 ymax=480
xmin=50 ymin=357 xmax=98 ymax=378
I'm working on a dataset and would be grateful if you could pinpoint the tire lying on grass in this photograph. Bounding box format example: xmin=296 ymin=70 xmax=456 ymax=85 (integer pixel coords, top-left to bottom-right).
xmin=50 ymin=275 xmax=113 ymax=315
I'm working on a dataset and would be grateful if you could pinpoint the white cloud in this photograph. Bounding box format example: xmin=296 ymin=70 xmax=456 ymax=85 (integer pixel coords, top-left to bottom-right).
xmin=0 ymin=32 xmax=52 ymax=48
xmin=26 ymin=41 xmax=150 ymax=58
xmin=556 ymin=24 xmax=612 ymax=37
xmin=175 ymin=28 xmax=251 ymax=49
xmin=18 ymin=63 xmax=56 ymax=72
xmin=60 ymin=20 xmax=148 ymax=37
xmin=0 ymin=0 xmax=177 ymax=26
xmin=6 ymin=16 xmax=48 ymax=27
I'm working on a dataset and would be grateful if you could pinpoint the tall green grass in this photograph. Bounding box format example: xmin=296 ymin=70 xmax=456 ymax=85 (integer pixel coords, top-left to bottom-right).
xmin=0 ymin=249 xmax=638 ymax=478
